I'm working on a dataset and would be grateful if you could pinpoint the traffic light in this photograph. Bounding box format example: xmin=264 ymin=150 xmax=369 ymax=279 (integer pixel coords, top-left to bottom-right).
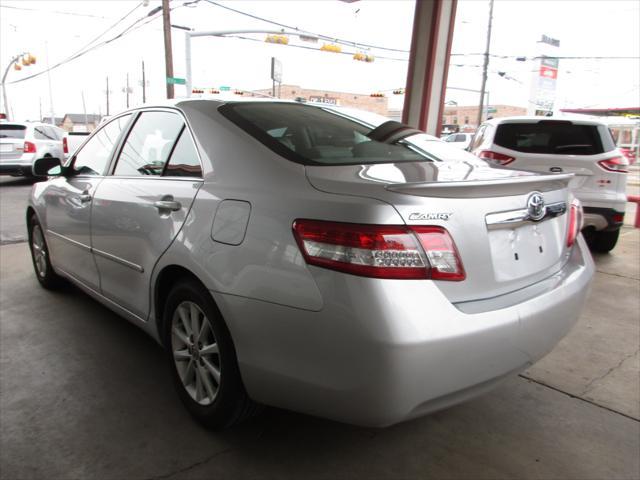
xmin=393 ymin=88 xmax=405 ymax=95
xmin=370 ymin=92 xmax=385 ymax=98
xmin=234 ymin=90 xmax=244 ymax=95
xmin=13 ymin=63 xmax=21 ymax=71
xmin=208 ymin=89 xmax=220 ymax=94
xmin=265 ymin=34 xmax=289 ymax=45
xmin=192 ymin=88 xmax=204 ymax=94
xmin=320 ymin=43 xmax=342 ymax=53
xmin=353 ymin=52 xmax=374 ymax=62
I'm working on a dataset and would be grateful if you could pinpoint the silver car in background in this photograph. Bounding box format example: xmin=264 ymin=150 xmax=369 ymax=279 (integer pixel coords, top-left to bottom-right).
xmin=27 ymin=99 xmax=594 ymax=428
xmin=0 ymin=121 xmax=68 ymax=176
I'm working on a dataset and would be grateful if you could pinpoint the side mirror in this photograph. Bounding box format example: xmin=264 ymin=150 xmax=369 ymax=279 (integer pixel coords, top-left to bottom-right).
xmin=33 ymin=157 xmax=63 ymax=177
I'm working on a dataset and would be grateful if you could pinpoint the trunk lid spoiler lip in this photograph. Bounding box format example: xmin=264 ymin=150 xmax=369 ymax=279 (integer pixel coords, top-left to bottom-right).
xmin=385 ymin=172 xmax=574 ymax=197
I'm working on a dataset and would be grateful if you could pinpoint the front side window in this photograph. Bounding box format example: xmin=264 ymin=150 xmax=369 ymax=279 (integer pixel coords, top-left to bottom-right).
xmin=219 ymin=102 xmax=439 ymax=166
xmin=163 ymin=128 xmax=202 ymax=177
xmin=72 ymin=114 xmax=132 ymax=176
xmin=113 ymin=111 xmax=183 ymax=176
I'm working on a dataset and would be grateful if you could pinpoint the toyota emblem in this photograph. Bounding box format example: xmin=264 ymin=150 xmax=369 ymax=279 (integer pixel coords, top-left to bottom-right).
xmin=526 ymin=192 xmax=546 ymax=221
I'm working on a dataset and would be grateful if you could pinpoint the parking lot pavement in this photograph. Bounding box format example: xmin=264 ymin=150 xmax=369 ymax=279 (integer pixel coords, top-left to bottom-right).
xmin=1 ymin=232 xmax=639 ymax=480
xmin=0 ymin=176 xmax=36 ymax=244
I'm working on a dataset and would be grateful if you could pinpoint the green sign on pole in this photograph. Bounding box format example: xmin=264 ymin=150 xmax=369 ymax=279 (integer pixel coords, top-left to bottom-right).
xmin=166 ymin=77 xmax=186 ymax=85
xmin=219 ymin=86 xmax=231 ymax=91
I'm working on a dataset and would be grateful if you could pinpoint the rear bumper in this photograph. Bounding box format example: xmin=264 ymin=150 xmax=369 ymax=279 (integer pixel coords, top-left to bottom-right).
xmin=0 ymin=163 xmax=33 ymax=176
xmin=213 ymin=236 xmax=594 ymax=427
xmin=583 ymin=206 xmax=625 ymax=231
xmin=0 ymin=155 xmax=34 ymax=176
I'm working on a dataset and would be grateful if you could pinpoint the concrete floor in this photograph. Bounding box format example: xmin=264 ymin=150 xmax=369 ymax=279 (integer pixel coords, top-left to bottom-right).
xmin=1 ymin=232 xmax=639 ymax=479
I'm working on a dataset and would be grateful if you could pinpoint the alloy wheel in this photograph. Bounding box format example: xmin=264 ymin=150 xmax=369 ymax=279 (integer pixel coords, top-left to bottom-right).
xmin=171 ymin=301 xmax=221 ymax=405
xmin=31 ymin=224 xmax=48 ymax=278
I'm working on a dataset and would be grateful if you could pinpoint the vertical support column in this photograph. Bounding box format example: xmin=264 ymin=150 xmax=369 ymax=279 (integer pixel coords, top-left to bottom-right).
xmin=185 ymin=32 xmax=192 ymax=97
xmin=402 ymin=0 xmax=457 ymax=136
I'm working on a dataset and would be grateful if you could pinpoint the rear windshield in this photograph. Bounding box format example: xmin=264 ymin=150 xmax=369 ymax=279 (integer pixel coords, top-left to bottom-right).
xmin=0 ymin=125 xmax=27 ymax=139
xmin=494 ymin=122 xmax=610 ymax=155
xmin=219 ymin=102 xmax=439 ymax=166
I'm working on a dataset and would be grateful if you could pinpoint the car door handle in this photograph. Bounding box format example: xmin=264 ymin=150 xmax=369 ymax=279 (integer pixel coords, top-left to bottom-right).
xmin=154 ymin=200 xmax=181 ymax=211
xmin=79 ymin=193 xmax=92 ymax=203
xmin=550 ymin=167 xmax=563 ymax=173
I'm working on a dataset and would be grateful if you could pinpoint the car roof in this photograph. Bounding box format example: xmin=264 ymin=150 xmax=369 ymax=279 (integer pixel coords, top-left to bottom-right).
xmin=484 ymin=116 xmax=607 ymax=127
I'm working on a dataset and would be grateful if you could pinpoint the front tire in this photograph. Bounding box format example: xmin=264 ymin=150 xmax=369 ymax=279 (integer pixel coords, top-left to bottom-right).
xmin=590 ymin=229 xmax=620 ymax=253
xmin=163 ymin=279 xmax=259 ymax=429
xmin=28 ymin=215 xmax=63 ymax=289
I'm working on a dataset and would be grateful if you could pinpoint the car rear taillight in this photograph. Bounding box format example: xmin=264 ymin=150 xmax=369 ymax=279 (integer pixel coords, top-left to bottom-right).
xmin=477 ymin=150 xmax=515 ymax=166
xmin=598 ymin=156 xmax=629 ymax=173
xmin=62 ymin=137 xmax=69 ymax=154
xmin=23 ymin=141 xmax=36 ymax=153
xmin=566 ymin=199 xmax=583 ymax=248
xmin=292 ymin=220 xmax=465 ymax=281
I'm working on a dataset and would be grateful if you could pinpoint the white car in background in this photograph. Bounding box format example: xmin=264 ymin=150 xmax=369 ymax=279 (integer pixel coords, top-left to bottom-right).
xmin=470 ymin=117 xmax=628 ymax=252
xmin=443 ymin=132 xmax=473 ymax=149
xmin=0 ymin=122 xmax=68 ymax=177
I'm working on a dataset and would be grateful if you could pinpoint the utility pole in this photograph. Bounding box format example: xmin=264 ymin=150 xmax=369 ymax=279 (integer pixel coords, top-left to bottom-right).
xmin=477 ymin=0 xmax=494 ymax=128
xmin=81 ymin=91 xmax=88 ymax=131
xmin=162 ymin=0 xmax=174 ymax=99
xmin=126 ymin=73 xmax=130 ymax=108
xmin=45 ymin=41 xmax=55 ymax=123
xmin=106 ymin=76 xmax=110 ymax=116
xmin=141 ymin=60 xmax=146 ymax=103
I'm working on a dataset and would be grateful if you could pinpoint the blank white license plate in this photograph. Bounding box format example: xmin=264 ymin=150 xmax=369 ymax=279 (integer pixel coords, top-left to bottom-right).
xmin=0 ymin=144 xmax=13 ymax=153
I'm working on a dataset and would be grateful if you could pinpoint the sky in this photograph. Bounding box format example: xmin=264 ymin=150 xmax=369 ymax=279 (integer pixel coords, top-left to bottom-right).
xmin=0 ymin=0 xmax=639 ymax=121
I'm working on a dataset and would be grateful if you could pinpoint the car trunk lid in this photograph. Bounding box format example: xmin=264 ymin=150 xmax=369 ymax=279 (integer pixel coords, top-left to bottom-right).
xmin=306 ymin=160 xmax=574 ymax=303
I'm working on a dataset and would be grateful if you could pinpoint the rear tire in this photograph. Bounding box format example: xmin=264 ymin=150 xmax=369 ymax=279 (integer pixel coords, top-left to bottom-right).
xmin=28 ymin=215 xmax=63 ymax=289
xmin=163 ymin=279 xmax=259 ymax=429
xmin=590 ymin=229 xmax=620 ymax=253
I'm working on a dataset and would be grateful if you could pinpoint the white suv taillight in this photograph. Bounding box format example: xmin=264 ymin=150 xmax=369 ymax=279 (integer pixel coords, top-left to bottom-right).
xmin=292 ymin=220 xmax=465 ymax=281
xmin=477 ymin=150 xmax=515 ymax=166
xmin=566 ymin=199 xmax=583 ymax=248
xmin=598 ymin=156 xmax=629 ymax=173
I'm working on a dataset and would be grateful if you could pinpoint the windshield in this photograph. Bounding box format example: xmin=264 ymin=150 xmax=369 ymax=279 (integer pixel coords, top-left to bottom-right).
xmin=219 ymin=102 xmax=448 ymax=166
xmin=0 ymin=125 xmax=27 ymax=139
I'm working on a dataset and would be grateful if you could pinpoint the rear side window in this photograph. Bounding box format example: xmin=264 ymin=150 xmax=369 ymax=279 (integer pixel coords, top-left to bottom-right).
xmin=163 ymin=128 xmax=202 ymax=177
xmin=0 ymin=125 xmax=26 ymax=139
xmin=114 ymin=111 xmax=183 ymax=176
xmin=494 ymin=122 xmax=606 ymax=155
xmin=219 ymin=102 xmax=436 ymax=166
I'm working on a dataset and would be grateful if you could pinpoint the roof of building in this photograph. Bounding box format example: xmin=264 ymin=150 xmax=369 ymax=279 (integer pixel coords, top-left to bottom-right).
xmin=63 ymin=113 xmax=102 ymax=123
xmin=41 ymin=116 xmax=64 ymax=125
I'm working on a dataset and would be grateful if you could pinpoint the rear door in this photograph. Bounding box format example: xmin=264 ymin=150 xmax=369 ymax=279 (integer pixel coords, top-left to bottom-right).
xmin=91 ymin=109 xmax=203 ymax=320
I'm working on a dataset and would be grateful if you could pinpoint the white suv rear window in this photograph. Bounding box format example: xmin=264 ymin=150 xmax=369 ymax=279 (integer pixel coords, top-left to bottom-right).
xmin=0 ymin=125 xmax=26 ymax=139
xmin=494 ymin=121 xmax=611 ymax=155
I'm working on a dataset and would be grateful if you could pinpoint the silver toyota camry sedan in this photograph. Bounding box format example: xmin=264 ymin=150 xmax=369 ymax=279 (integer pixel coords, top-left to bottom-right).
xmin=26 ymin=98 xmax=594 ymax=428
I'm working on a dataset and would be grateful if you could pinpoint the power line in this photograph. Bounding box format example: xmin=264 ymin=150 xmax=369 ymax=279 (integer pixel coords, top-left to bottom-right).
xmin=0 ymin=4 xmax=112 ymax=19
xmin=203 ymin=0 xmax=410 ymax=54
xmin=6 ymin=4 xmax=165 ymax=85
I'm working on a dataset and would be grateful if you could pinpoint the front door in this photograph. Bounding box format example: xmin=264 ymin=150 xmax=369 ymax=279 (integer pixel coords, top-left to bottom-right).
xmin=90 ymin=110 xmax=203 ymax=320
xmin=43 ymin=114 xmax=132 ymax=290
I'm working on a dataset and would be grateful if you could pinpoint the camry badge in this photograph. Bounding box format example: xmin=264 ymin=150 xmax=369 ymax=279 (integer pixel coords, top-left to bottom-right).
xmin=408 ymin=212 xmax=453 ymax=221
xmin=526 ymin=192 xmax=546 ymax=221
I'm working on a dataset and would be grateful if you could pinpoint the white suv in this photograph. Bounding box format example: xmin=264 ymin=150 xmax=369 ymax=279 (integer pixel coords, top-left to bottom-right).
xmin=470 ymin=117 xmax=628 ymax=252
xmin=0 ymin=122 xmax=68 ymax=177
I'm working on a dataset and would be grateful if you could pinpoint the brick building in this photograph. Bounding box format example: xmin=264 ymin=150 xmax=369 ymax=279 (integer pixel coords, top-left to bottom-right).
xmin=250 ymin=84 xmax=389 ymax=116
xmin=442 ymin=105 xmax=527 ymax=131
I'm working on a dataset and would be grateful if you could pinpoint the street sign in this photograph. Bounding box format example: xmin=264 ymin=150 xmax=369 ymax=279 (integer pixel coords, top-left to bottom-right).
xmin=271 ymin=57 xmax=282 ymax=83
xmin=166 ymin=77 xmax=186 ymax=85
xmin=220 ymin=86 xmax=231 ymax=91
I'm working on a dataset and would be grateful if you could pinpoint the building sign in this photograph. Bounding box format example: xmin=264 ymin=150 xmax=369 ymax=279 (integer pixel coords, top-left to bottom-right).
xmin=540 ymin=35 xmax=560 ymax=47
xmin=308 ymin=96 xmax=338 ymax=105
xmin=529 ymin=35 xmax=560 ymax=116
